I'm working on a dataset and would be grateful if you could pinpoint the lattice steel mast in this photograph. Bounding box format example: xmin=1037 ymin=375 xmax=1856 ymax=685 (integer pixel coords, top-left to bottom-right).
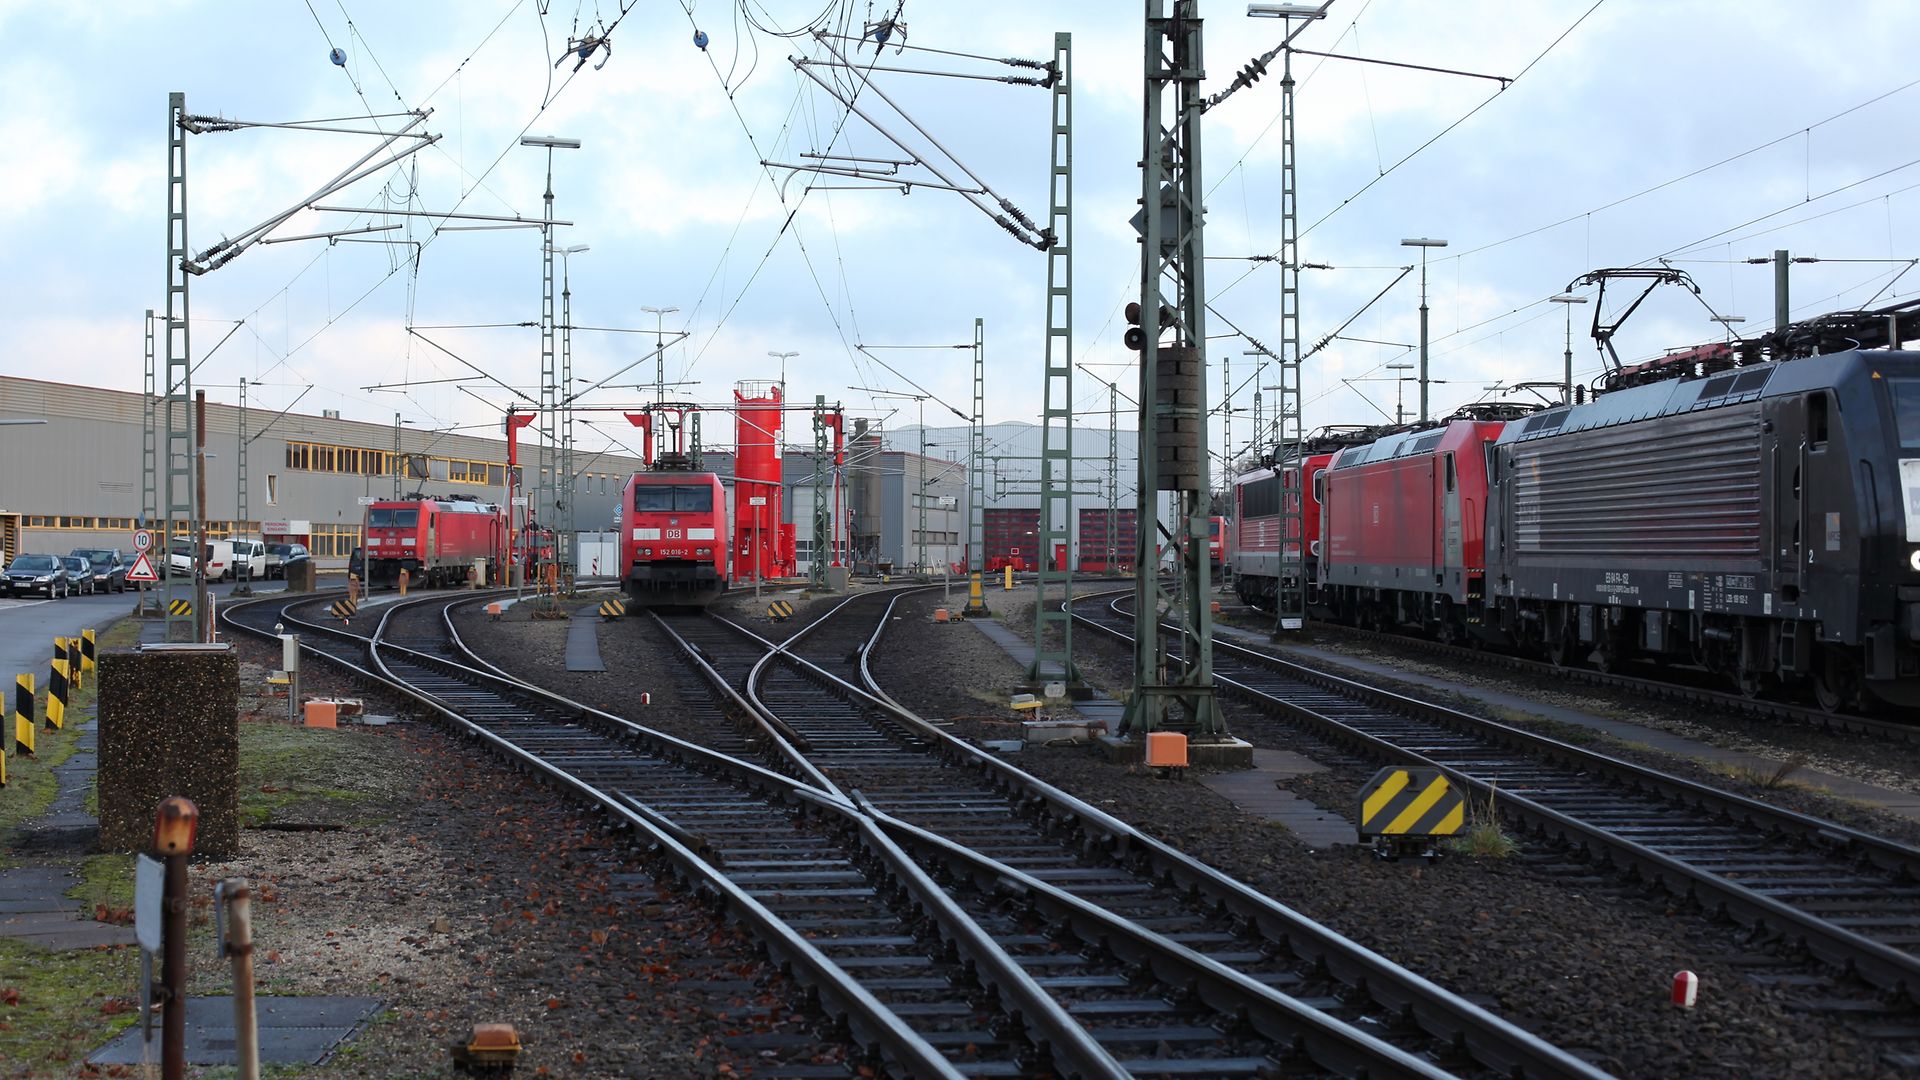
xmin=1273 ymin=43 xmax=1307 ymax=636
xmin=1029 ymin=31 xmax=1079 ymax=685
xmin=812 ymin=394 xmax=830 ymax=590
xmin=1123 ymin=1 xmax=1220 ymax=736
xmin=233 ymin=378 xmax=252 ymax=597
xmin=140 ymin=310 xmax=158 ymax=614
xmin=967 ymin=317 xmax=989 ymax=613
xmin=163 ymin=93 xmax=200 ymax=641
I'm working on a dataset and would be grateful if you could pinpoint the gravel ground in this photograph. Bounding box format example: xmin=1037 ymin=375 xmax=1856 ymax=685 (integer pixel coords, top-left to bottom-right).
xmin=452 ymin=585 xmax=1919 ymax=1076
xmin=869 ymin=588 xmax=1912 ymax=1079
xmin=192 ymin=631 xmax=831 ymax=1079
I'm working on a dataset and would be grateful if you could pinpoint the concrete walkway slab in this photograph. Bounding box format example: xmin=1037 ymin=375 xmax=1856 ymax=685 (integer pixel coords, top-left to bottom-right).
xmin=1210 ymin=623 xmax=1920 ymax=823
xmin=1 ymin=708 xmax=141 ymax=949
xmin=969 ymin=619 xmax=1124 ymax=731
xmin=1199 ymin=749 xmax=1354 ymax=849
xmin=565 ymin=607 xmax=607 ymax=672
xmin=89 ymin=995 xmax=384 ymax=1066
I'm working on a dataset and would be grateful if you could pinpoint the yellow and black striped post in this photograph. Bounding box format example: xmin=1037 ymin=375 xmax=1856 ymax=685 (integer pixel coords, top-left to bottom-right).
xmin=767 ymin=599 xmax=794 ymax=622
xmin=330 ymin=597 xmax=358 ymax=621
xmin=46 ymin=655 xmax=68 ymax=731
xmin=598 ymin=598 xmax=626 ymax=621
xmin=62 ymin=637 xmax=82 ymax=693
xmin=13 ymin=673 xmax=34 ymax=758
xmin=168 ymin=597 xmax=193 ymax=618
xmin=80 ymin=628 xmax=96 ymax=681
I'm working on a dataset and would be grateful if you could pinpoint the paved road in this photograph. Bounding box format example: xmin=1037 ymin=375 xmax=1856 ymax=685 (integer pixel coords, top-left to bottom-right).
xmin=0 ymin=580 xmax=287 ymax=687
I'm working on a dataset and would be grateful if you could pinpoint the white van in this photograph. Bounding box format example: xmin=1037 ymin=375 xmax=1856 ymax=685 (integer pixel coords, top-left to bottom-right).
xmin=166 ymin=540 xmax=241 ymax=581
xmin=225 ymin=538 xmax=265 ymax=581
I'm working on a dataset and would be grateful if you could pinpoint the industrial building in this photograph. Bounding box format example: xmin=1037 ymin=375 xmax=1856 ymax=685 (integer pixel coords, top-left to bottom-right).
xmin=0 ymin=376 xmax=1153 ymax=579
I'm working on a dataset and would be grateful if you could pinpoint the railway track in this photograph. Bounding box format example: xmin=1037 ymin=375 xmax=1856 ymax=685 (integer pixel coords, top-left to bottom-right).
xmin=1281 ymin=614 xmax=1920 ymax=746
xmin=222 ymin=591 xmax=1517 ymax=1077
xmin=1074 ymin=591 xmax=1920 ymax=1017
xmin=660 ymin=590 xmax=1609 ymax=1079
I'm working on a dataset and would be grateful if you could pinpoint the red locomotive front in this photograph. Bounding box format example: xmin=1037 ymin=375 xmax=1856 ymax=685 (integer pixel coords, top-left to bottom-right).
xmin=620 ymin=471 xmax=730 ymax=605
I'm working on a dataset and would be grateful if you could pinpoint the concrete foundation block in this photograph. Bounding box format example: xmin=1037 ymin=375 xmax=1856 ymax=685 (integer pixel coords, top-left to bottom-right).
xmin=284 ymin=561 xmax=316 ymax=593
xmin=97 ymin=644 xmax=240 ymax=858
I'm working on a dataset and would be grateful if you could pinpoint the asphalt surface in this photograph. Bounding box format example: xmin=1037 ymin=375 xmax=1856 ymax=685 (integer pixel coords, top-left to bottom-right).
xmin=0 ymin=579 xmax=286 ymax=684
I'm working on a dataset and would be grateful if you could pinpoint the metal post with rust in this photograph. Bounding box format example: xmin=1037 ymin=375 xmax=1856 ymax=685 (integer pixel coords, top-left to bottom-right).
xmin=218 ymin=879 xmax=260 ymax=1079
xmin=153 ymin=797 xmax=199 ymax=1080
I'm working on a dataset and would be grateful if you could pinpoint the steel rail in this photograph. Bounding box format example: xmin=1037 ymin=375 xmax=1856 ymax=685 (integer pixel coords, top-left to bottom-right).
xmin=1077 ymin=591 xmax=1920 ymax=1005
xmin=1308 ymin=618 xmax=1920 ymax=745
xmin=711 ymin=590 xmax=1614 ymax=1080
xmin=368 ymin=639 xmax=961 ymax=1077
xmin=705 ymin=599 xmax=1485 ymax=1078
xmin=417 ymin=596 xmax=1130 ymax=1078
xmin=224 ymin=593 xmax=964 ymax=1077
xmin=852 ymin=793 xmax=1456 ymax=1080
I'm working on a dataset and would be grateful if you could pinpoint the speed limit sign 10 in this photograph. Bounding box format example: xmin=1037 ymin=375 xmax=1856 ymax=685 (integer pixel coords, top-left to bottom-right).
xmin=133 ymin=529 xmax=153 ymax=552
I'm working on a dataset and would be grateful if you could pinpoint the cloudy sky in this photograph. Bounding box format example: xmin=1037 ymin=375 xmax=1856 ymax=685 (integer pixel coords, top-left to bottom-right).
xmin=4 ymin=1 xmax=1918 ymax=473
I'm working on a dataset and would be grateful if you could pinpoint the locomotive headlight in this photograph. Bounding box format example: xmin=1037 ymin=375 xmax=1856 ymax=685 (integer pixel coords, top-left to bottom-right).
xmin=1910 ymin=549 xmax=1920 ymax=573
xmin=638 ymin=547 xmax=653 ymax=556
xmin=696 ymin=547 xmax=712 ymax=557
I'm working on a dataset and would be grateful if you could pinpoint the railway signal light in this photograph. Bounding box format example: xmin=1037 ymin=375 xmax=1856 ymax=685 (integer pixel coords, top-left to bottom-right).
xmin=1124 ymin=301 xmax=1177 ymax=351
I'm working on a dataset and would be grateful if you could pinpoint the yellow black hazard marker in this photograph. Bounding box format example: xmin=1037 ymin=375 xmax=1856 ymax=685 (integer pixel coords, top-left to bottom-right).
xmin=767 ymin=600 xmax=794 ymax=622
xmin=1357 ymin=766 xmax=1466 ymax=850
xmin=599 ymin=598 xmax=626 ymax=620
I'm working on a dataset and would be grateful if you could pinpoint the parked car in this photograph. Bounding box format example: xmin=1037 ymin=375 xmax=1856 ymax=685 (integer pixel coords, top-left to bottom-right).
xmin=5 ymin=553 xmax=70 ymax=598
xmin=62 ymin=556 xmax=97 ymax=595
xmin=265 ymin=542 xmax=309 ymax=579
xmin=226 ymin=538 xmax=266 ymax=581
xmin=70 ymin=549 xmax=129 ymax=593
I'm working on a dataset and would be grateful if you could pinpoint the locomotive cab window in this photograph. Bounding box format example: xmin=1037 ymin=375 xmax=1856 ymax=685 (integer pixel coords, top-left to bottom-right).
xmin=368 ymin=508 xmax=418 ymax=528
xmin=1444 ymin=453 xmax=1457 ymax=494
xmin=1890 ymin=378 xmax=1920 ymax=450
xmin=633 ymin=484 xmax=715 ymax=513
xmin=1809 ymin=392 xmax=1830 ymax=449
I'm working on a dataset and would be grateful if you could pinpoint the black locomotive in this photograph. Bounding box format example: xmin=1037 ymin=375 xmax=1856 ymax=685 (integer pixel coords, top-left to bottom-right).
xmin=1481 ymin=300 xmax=1920 ymax=711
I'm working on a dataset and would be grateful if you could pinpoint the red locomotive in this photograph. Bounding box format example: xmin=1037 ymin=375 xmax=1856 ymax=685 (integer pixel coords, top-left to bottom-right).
xmin=363 ymin=495 xmax=506 ymax=587
xmin=620 ymin=470 xmax=729 ymax=605
xmin=1318 ymin=405 xmax=1527 ymax=642
xmin=1229 ymin=429 xmax=1373 ymax=609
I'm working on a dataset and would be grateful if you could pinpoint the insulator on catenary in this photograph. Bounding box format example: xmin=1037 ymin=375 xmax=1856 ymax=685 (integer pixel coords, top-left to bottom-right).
xmin=330 ymin=47 xmax=347 ymax=67
xmin=693 ymin=29 xmax=709 ymax=50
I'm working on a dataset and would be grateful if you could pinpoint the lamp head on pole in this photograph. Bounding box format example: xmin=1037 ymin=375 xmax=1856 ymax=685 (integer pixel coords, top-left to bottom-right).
xmin=519 ymin=135 xmax=582 ymax=149
xmin=152 ymin=796 xmax=199 ymax=855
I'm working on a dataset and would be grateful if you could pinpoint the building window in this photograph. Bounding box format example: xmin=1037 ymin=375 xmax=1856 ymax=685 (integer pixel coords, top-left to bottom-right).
xmin=310 ymin=523 xmax=361 ymax=558
xmin=267 ymin=474 xmax=279 ymax=506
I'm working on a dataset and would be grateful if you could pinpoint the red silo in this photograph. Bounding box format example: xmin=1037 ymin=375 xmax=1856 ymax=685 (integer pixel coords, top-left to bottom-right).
xmin=732 ymin=380 xmax=793 ymax=580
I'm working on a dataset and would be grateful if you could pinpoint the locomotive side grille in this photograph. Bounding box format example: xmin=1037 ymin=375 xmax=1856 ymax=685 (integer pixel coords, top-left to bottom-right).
xmin=1514 ymin=403 xmax=1762 ymax=561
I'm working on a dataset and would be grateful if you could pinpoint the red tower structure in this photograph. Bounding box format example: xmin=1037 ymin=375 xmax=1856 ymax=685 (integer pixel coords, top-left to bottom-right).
xmin=732 ymin=381 xmax=795 ymax=581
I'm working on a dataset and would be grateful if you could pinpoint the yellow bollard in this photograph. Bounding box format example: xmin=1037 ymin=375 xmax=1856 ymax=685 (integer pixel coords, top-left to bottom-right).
xmin=81 ymin=628 xmax=96 ymax=681
xmin=347 ymin=574 xmax=360 ymax=604
xmin=47 ymin=657 xmax=68 ymax=731
xmin=64 ymin=637 xmax=82 ymax=693
xmin=1004 ymin=565 xmax=1014 ymax=591
xmin=399 ymin=567 xmax=410 ymax=597
xmin=13 ymin=673 xmax=34 ymax=757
